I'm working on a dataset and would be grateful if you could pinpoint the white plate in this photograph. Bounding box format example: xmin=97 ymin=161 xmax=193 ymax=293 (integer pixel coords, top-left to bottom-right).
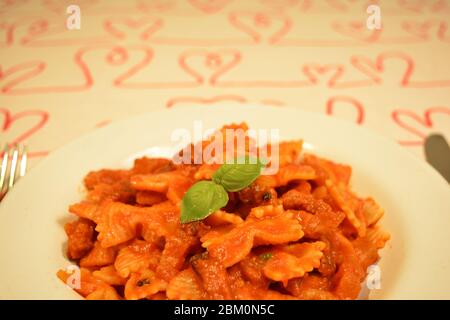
xmin=0 ymin=104 xmax=449 ymax=300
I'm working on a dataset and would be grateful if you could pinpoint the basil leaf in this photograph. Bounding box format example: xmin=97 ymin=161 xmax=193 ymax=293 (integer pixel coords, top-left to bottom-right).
xmin=212 ymin=156 xmax=265 ymax=192
xmin=180 ymin=181 xmax=229 ymax=224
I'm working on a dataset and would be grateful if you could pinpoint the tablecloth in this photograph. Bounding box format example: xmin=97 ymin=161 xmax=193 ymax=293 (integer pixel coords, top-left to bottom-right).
xmin=1 ymin=0 xmax=449 ymax=167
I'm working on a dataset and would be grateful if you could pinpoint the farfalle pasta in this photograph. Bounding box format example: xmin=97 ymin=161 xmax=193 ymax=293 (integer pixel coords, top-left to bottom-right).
xmin=58 ymin=123 xmax=389 ymax=300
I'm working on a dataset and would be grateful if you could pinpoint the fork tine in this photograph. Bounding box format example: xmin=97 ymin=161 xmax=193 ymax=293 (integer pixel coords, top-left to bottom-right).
xmin=0 ymin=145 xmax=9 ymax=192
xmin=8 ymin=145 xmax=19 ymax=190
xmin=19 ymin=145 xmax=27 ymax=177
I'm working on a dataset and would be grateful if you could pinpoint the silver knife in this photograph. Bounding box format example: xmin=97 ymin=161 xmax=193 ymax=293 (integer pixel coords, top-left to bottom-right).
xmin=424 ymin=134 xmax=450 ymax=183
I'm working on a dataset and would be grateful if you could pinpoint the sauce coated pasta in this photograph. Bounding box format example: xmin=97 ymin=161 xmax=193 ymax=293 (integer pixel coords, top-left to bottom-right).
xmin=58 ymin=123 xmax=389 ymax=300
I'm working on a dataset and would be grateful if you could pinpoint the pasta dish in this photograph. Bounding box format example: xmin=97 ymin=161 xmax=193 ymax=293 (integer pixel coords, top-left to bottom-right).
xmin=57 ymin=123 xmax=389 ymax=300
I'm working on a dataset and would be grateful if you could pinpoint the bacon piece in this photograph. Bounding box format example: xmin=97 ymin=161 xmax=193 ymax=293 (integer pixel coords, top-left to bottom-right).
xmin=87 ymin=181 xmax=135 ymax=203
xmin=238 ymin=253 xmax=270 ymax=288
xmin=83 ymin=169 xmax=135 ymax=203
xmin=227 ymin=265 xmax=247 ymax=293
xmin=351 ymin=225 xmax=390 ymax=271
xmin=64 ymin=218 xmax=95 ymax=260
xmin=292 ymin=210 xmax=345 ymax=239
xmin=191 ymin=256 xmax=233 ymax=300
xmin=286 ymin=273 xmax=332 ymax=299
xmin=331 ymin=261 xmax=363 ymax=300
xmin=328 ymin=233 xmax=365 ymax=299
xmin=156 ymin=230 xmax=198 ymax=282
xmin=282 ymin=189 xmax=332 ymax=214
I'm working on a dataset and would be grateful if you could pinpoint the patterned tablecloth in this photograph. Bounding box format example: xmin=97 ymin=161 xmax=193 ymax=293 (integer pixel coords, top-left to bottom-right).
xmin=1 ymin=0 xmax=449 ymax=167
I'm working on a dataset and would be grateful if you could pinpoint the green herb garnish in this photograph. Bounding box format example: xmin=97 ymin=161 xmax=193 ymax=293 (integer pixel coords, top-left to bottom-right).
xmin=262 ymin=192 xmax=272 ymax=201
xmin=180 ymin=156 xmax=266 ymax=223
xmin=212 ymin=156 xmax=266 ymax=192
xmin=180 ymin=181 xmax=229 ymax=223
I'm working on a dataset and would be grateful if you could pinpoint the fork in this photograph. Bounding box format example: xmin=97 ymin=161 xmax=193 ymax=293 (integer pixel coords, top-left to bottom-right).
xmin=0 ymin=144 xmax=27 ymax=201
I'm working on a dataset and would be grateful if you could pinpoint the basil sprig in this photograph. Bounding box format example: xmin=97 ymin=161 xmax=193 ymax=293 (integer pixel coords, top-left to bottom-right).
xmin=180 ymin=181 xmax=228 ymax=223
xmin=212 ymin=156 xmax=266 ymax=192
xmin=180 ymin=156 xmax=265 ymax=224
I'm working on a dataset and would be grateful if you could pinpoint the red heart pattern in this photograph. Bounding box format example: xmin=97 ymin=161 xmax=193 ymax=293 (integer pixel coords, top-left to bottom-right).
xmin=228 ymin=11 xmax=292 ymax=44
xmin=103 ymin=17 xmax=164 ymax=41
xmin=178 ymin=49 xmax=241 ymax=85
xmin=350 ymin=52 xmax=450 ymax=88
xmin=187 ymin=0 xmax=231 ymax=14
xmin=332 ymin=20 xmax=381 ymax=43
xmin=302 ymin=64 xmax=345 ymax=87
xmin=326 ymin=96 xmax=365 ymax=125
xmin=0 ymin=108 xmax=49 ymax=158
xmin=392 ymin=107 xmax=450 ymax=145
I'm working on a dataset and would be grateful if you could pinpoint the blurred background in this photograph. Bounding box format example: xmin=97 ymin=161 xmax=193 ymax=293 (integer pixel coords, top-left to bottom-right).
xmin=1 ymin=0 xmax=449 ymax=167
